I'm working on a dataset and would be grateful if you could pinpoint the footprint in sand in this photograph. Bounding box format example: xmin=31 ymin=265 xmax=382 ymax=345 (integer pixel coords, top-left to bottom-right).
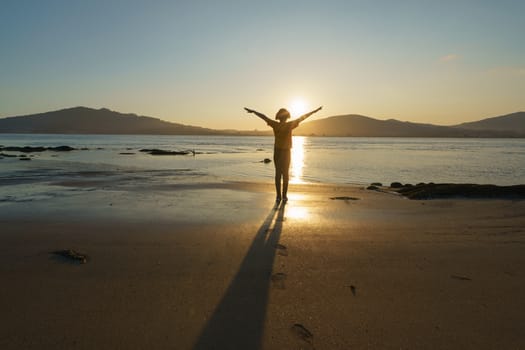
xmin=275 ymin=243 xmax=288 ymax=256
xmin=291 ymin=323 xmax=314 ymax=345
xmin=349 ymin=285 xmax=357 ymax=296
xmin=451 ymin=274 xmax=472 ymax=281
xmin=271 ymin=272 xmax=287 ymax=289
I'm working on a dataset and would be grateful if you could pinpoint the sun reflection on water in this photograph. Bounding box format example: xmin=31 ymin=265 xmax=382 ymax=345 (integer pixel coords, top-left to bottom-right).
xmin=290 ymin=136 xmax=306 ymax=184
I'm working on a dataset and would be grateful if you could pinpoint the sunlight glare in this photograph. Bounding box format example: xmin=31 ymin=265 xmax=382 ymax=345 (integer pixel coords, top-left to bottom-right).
xmin=288 ymin=98 xmax=309 ymax=118
xmin=286 ymin=206 xmax=309 ymax=220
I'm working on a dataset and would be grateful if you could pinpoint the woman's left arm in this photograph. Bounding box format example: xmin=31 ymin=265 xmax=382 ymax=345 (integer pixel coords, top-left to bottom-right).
xmin=297 ymin=106 xmax=323 ymax=123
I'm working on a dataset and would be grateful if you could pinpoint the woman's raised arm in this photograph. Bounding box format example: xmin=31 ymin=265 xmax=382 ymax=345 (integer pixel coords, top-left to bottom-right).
xmin=244 ymin=107 xmax=272 ymax=123
xmin=297 ymin=106 xmax=322 ymax=123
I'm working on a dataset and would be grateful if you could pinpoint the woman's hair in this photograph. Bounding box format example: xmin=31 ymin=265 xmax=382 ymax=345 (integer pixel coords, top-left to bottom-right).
xmin=275 ymin=108 xmax=291 ymax=120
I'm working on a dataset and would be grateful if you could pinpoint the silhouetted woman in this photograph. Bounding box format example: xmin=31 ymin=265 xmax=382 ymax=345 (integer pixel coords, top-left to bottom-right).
xmin=244 ymin=106 xmax=322 ymax=202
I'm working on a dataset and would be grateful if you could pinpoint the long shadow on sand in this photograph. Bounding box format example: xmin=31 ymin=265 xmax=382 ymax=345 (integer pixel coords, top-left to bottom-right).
xmin=193 ymin=202 xmax=286 ymax=350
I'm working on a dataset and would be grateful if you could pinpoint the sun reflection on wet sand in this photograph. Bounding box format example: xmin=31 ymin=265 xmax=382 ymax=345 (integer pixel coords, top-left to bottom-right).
xmin=290 ymin=136 xmax=306 ymax=184
xmin=285 ymin=205 xmax=309 ymax=220
xmin=284 ymin=192 xmax=312 ymax=221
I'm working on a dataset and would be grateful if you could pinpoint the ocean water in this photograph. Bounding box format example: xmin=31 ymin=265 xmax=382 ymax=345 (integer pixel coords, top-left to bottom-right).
xmin=1 ymin=134 xmax=524 ymax=190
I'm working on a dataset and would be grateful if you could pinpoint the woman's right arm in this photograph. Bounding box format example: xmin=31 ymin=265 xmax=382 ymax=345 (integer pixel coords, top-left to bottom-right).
xmin=244 ymin=107 xmax=272 ymax=124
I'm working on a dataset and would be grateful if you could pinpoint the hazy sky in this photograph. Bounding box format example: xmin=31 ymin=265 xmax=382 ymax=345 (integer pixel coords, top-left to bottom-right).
xmin=1 ymin=0 xmax=524 ymax=130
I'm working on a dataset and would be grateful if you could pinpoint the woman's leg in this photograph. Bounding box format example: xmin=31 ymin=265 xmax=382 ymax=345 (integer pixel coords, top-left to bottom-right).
xmin=281 ymin=150 xmax=291 ymax=201
xmin=274 ymin=149 xmax=282 ymax=201
xmin=275 ymin=171 xmax=282 ymax=201
xmin=282 ymin=168 xmax=289 ymax=201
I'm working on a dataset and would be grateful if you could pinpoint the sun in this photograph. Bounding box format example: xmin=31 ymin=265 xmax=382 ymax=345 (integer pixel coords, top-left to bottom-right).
xmin=288 ymin=98 xmax=309 ymax=118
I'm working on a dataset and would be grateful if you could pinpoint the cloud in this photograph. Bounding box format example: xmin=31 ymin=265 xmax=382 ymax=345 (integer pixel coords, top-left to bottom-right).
xmin=439 ymin=54 xmax=460 ymax=62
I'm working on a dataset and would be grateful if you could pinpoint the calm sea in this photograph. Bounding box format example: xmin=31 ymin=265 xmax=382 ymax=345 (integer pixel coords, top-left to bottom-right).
xmin=1 ymin=134 xmax=524 ymax=187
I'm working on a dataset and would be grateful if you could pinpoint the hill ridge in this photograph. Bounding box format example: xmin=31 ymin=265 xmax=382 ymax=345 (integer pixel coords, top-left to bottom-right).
xmin=1 ymin=107 xmax=524 ymax=137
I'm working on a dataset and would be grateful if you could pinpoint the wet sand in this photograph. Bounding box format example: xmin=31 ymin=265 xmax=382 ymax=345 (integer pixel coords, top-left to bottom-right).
xmin=1 ymin=182 xmax=525 ymax=349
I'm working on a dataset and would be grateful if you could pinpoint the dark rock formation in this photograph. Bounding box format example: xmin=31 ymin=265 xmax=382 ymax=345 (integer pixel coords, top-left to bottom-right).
xmin=51 ymin=249 xmax=88 ymax=264
xmin=48 ymin=145 xmax=75 ymax=151
xmin=0 ymin=145 xmax=76 ymax=152
xmin=330 ymin=196 xmax=359 ymax=200
xmin=1 ymin=146 xmax=46 ymax=152
xmin=140 ymin=148 xmax=191 ymax=155
xmin=396 ymin=183 xmax=525 ymax=199
xmin=0 ymin=152 xmax=17 ymax=158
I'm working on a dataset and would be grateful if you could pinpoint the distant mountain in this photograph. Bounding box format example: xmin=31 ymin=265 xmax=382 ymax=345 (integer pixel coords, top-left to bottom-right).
xmin=1 ymin=107 xmax=523 ymax=137
xmin=295 ymin=113 xmax=525 ymax=137
xmin=294 ymin=114 xmax=461 ymax=137
xmin=0 ymin=107 xmax=228 ymax=135
xmin=453 ymin=112 xmax=525 ymax=134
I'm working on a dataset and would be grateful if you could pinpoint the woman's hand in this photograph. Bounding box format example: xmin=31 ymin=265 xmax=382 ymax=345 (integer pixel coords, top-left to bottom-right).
xmin=297 ymin=106 xmax=323 ymax=123
xmin=244 ymin=107 xmax=270 ymax=122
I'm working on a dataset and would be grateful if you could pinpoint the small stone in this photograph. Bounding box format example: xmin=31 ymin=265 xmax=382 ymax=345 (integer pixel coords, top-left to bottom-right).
xmin=51 ymin=249 xmax=88 ymax=264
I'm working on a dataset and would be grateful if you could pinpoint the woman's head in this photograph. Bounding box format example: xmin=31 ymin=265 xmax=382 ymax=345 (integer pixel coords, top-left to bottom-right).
xmin=275 ymin=108 xmax=291 ymax=121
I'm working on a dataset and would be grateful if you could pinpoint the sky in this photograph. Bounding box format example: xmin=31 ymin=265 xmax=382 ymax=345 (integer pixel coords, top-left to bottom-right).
xmin=1 ymin=0 xmax=524 ymax=130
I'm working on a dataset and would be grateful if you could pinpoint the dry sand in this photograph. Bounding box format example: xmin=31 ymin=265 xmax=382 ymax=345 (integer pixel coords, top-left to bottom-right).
xmin=1 ymin=182 xmax=525 ymax=349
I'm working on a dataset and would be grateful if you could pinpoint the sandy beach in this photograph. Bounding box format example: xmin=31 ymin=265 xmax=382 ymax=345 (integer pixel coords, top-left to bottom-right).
xmin=3 ymin=0 xmax=525 ymax=348
xmin=1 ymin=181 xmax=525 ymax=349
